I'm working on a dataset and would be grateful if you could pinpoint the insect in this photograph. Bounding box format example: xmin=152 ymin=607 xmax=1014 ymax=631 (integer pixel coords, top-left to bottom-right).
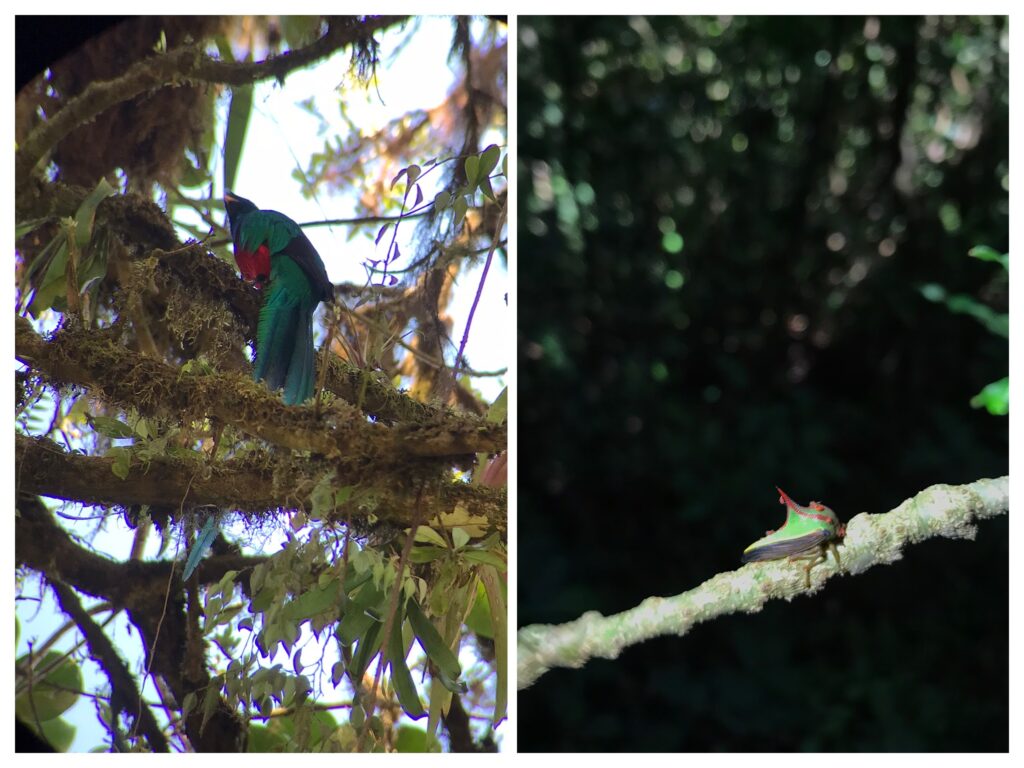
xmin=741 ymin=487 xmax=845 ymax=587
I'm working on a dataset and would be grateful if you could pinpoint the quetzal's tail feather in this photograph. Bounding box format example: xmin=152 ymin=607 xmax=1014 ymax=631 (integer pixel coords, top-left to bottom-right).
xmin=283 ymin=305 xmax=315 ymax=406
xmin=183 ymin=516 xmax=219 ymax=580
xmin=254 ymin=284 xmax=300 ymax=398
xmin=254 ymin=283 xmax=315 ymax=406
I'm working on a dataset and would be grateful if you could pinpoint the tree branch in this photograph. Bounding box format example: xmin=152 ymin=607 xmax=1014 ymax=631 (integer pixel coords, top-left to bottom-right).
xmin=16 ymin=493 xmax=250 ymax=750
xmin=15 ymin=316 xmax=505 ymax=461
xmin=517 ymin=476 xmax=1009 ymax=689
xmin=16 ymin=16 xmax=408 ymax=192
xmin=49 ymin=578 xmax=169 ymax=752
xmin=15 ymin=434 xmax=506 ymax=532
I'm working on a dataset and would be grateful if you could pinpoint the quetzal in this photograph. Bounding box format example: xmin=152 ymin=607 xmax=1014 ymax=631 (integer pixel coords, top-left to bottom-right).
xmin=182 ymin=192 xmax=332 ymax=581
xmin=223 ymin=190 xmax=333 ymax=406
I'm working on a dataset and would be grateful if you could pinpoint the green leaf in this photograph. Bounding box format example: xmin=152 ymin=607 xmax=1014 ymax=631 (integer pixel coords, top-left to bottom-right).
xmin=73 ymin=178 xmax=117 ymax=249
xmin=970 ymin=377 xmax=1009 ymax=416
xmin=89 ymin=415 xmax=136 ymax=439
xmin=348 ymin=622 xmax=383 ymax=684
xmin=478 ymin=144 xmax=501 ymax=178
xmin=409 ymin=546 xmax=447 ymax=564
xmin=487 ymin=387 xmax=508 ymax=423
xmin=223 ymin=85 xmax=254 ymax=195
xmin=309 ymin=471 xmax=337 ymax=519
xmin=386 ymin=619 xmax=426 ymax=719
xmin=462 ymin=549 xmax=507 ymax=569
xmin=451 ymin=527 xmax=470 ymax=550
xmin=465 ymin=581 xmax=493 ymax=639
xmin=405 ymin=597 xmax=465 ymax=693
xmin=413 ymin=527 xmax=448 ymax=548
xmin=479 ymin=174 xmax=496 ymax=203
xmin=479 ymin=566 xmax=507 ymax=725
xmin=349 ymin=702 xmax=365 ymax=728
xmin=107 ymin=447 xmax=131 ymax=480
xmin=247 ymin=722 xmax=288 ymax=752
xmin=394 ymin=725 xmax=442 ymax=752
xmin=453 ymin=196 xmax=468 ymax=229
xmin=920 ymin=284 xmax=1008 ymax=339
xmin=464 ymin=155 xmax=480 ymax=187
xmin=968 ymin=245 xmax=1009 ymax=271
xmin=279 ymin=16 xmax=321 ymax=48
xmin=282 ymin=581 xmax=342 ymax=621
xmin=15 ymin=651 xmax=82 ymax=722
xmin=918 ymin=283 xmax=947 ymax=303
xmin=16 ymin=216 xmax=54 ymax=240
xmin=19 ymin=716 xmax=75 ymax=753
xmin=433 ymin=190 xmax=452 ymax=212
xmin=331 ymin=661 xmax=345 ymax=687
xmin=250 ymin=588 xmax=275 ymax=614
xmin=24 ymin=237 xmax=69 ymax=317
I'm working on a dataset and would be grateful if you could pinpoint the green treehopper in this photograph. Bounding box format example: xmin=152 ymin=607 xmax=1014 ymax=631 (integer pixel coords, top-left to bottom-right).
xmin=742 ymin=487 xmax=846 ymax=587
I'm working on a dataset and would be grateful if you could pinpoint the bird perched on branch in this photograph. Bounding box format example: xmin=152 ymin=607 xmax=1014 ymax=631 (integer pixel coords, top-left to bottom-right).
xmin=181 ymin=193 xmax=333 ymax=581
xmin=223 ymin=190 xmax=333 ymax=406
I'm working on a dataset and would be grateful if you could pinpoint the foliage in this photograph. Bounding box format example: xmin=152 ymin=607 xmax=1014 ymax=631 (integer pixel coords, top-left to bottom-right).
xmin=919 ymin=244 xmax=1008 ymax=415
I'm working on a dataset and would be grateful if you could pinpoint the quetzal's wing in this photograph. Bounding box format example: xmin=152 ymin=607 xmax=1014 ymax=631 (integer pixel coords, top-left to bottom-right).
xmin=254 ymin=211 xmax=332 ymax=303
xmin=279 ymin=228 xmax=333 ymax=303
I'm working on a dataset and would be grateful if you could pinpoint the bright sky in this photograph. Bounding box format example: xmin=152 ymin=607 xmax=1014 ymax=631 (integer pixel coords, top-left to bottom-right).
xmin=16 ymin=17 xmax=506 ymax=752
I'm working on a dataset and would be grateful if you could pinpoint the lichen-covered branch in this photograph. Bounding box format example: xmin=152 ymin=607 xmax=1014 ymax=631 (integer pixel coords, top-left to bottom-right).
xmin=15 ymin=434 xmax=506 ymax=531
xmin=517 ymin=476 xmax=1008 ymax=689
xmin=15 ymin=16 xmax=408 ymax=192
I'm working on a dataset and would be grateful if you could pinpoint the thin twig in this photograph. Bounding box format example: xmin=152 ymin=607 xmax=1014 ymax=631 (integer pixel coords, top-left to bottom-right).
xmin=453 ymin=203 xmax=507 ymax=384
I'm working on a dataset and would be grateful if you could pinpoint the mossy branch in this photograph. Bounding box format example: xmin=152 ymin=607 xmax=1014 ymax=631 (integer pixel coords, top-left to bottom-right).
xmin=15 ymin=315 xmax=505 ymax=461
xmin=15 ymin=16 xmax=408 ymax=192
xmin=15 ymin=433 xmax=506 ymax=531
xmin=517 ymin=476 xmax=1008 ymax=690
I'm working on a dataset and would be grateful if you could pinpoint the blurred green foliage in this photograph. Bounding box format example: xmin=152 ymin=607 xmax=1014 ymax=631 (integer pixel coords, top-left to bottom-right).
xmin=518 ymin=15 xmax=1007 ymax=751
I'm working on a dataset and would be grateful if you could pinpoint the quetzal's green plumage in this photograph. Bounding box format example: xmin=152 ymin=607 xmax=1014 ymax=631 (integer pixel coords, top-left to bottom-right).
xmin=224 ymin=192 xmax=333 ymax=405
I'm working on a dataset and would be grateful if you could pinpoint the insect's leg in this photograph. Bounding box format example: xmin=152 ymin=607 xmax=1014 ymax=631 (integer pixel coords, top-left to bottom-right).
xmin=828 ymin=541 xmax=842 ymax=571
xmin=787 ymin=547 xmax=826 ymax=587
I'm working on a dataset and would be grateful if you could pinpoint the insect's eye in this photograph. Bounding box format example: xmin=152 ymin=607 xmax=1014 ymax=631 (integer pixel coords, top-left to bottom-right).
xmin=810 ymin=501 xmax=826 ymax=511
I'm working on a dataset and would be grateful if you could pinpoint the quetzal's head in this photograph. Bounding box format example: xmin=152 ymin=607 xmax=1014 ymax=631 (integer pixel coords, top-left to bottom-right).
xmin=224 ymin=191 xmax=258 ymax=243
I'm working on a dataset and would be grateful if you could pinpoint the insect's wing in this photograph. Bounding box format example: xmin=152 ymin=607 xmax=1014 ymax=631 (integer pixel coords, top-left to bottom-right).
xmin=741 ymin=528 xmax=832 ymax=563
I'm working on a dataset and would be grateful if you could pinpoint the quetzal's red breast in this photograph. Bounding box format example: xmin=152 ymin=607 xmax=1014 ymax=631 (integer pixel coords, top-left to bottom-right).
xmin=234 ymin=244 xmax=271 ymax=289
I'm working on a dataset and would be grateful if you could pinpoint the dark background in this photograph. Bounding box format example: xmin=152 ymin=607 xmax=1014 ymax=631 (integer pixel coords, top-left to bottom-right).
xmin=518 ymin=16 xmax=1007 ymax=751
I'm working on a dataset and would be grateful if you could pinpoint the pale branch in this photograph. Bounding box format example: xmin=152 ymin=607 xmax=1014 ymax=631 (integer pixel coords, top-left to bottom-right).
xmin=517 ymin=475 xmax=1009 ymax=689
xmin=15 ymin=315 xmax=505 ymax=461
xmin=15 ymin=434 xmax=506 ymax=531
xmin=16 ymin=16 xmax=408 ymax=192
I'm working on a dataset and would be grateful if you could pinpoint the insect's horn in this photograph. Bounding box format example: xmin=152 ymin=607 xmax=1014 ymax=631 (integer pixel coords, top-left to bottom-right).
xmin=775 ymin=486 xmax=798 ymax=509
